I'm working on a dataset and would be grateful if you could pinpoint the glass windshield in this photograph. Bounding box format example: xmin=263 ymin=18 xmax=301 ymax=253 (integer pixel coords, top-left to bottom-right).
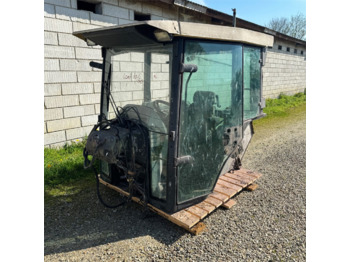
xmin=104 ymin=46 xmax=172 ymax=201
xmin=177 ymin=40 xmax=243 ymax=203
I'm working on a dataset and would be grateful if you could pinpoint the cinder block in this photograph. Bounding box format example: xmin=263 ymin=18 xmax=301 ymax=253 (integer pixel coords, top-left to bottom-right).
xmin=45 ymin=59 xmax=60 ymax=71
xmin=102 ymin=3 xmax=129 ymax=19
xmin=142 ymin=3 xmax=162 ymax=16
xmin=118 ymin=0 xmax=142 ymax=12
xmin=152 ymin=89 xmax=169 ymax=99
xmin=77 ymin=71 xmax=102 ymax=82
xmin=82 ymin=115 xmax=98 ymax=126
xmin=45 ymin=18 xmax=73 ymax=33
xmin=151 ymin=64 xmax=161 ymax=72
xmin=110 ymin=91 xmax=133 ymax=102
xmin=45 ymin=45 xmax=75 ymax=59
xmin=111 ymin=72 xmax=131 ymax=82
xmin=162 ymin=7 xmax=177 ymax=20
xmin=129 ymin=53 xmax=145 ymax=64
xmin=64 ymin=105 xmax=95 ymax=118
xmin=45 ymin=108 xmax=64 ymax=121
xmin=129 ymin=10 xmax=134 ymax=21
xmin=71 ymin=0 xmax=77 ymax=9
xmin=60 ymin=59 xmax=92 ymax=71
xmin=44 ymin=131 xmax=66 ymax=146
xmin=58 ymin=33 xmax=88 ymax=47
xmin=151 ymin=81 xmax=160 ymax=90
xmin=72 ymin=22 xmax=100 ymax=32
xmin=44 ymin=0 xmax=70 ymax=7
xmin=44 ymin=31 xmax=58 ymax=45
xmin=44 ymin=3 xmax=55 ymax=18
xmin=118 ymin=19 xmax=133 ymax=25
xmin=152 ymin=72 xmax=169 ymax=81
xmin=47 ymin=117 xmax=81 ymax=132
xmin=120 ymin=61 xmax=143 ymax=72
xmin=94 ymin=82 xmax=102 ymax=93
xmin=152 ymin=54 xmax=169 ymax=63
xmin=79 ymin=93 xmax=101 ymax=105
xmin=45 ymin=95 xmax=79 ymax=108
xmin=44 ymin=84 xmax=62 ymax=96
xmin=133 ymin=91 xmax=144 ymax=100
xmin=75 ymin=47 xmax=102 ymax=60
xmin=90 ymin=12 xmax=119 ymax=27
xmin=62 ymin=82 xmax=94 ymax=94
xmin=151 ymin=15 xmax=164 ymax=21
xmin=161 ymin=64 xmax=169 ymax=73
xmin=160 ymin=80 xmax=169 ymax=89
xmin=66 ymin=126 xmax=93 ymax=140
xmin=45 ymin=71 xmax=77 ymax=83
xmin=95 ymin=104 xmax=100 ymax=114
xmin=55 ymin=6 xmax=90 ymax=23
xmin=120 ymin=81 xmax=143 ymax=91
xmin=112 ymin=52 xmax=130 ymax=62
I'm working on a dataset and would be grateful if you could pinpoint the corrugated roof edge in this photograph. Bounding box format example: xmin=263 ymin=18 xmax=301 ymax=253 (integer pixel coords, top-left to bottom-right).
xmin=167 ymin=0 xmax=306 ymax=46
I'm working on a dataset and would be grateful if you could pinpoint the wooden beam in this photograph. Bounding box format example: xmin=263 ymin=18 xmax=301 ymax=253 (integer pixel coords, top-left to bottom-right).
xmin=246 ymin=183 xmax=259 ymax=192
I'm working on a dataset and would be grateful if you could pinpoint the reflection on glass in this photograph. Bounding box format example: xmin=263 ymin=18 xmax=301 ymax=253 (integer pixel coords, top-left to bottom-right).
xmin=178 ymin=40 xmax=243 ymax=203
xmin=109 ymin=49 xmax=172 ymax=200
xmin=243 ymin=46 xmax=261 ymax=120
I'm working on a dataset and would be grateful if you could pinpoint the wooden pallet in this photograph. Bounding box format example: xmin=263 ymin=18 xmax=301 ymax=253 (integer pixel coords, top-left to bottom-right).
xmin=98 ymin=168 xmax=262 ymax=235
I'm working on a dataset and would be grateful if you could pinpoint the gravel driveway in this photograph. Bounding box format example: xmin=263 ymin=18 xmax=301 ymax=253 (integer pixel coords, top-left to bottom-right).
xmin=45 ymin=111 xmax=306 ymax=261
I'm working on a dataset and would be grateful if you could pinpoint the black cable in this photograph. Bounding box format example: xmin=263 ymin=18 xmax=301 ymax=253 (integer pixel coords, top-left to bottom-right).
xmin=92 ymin=166 xmax=127 ymax=209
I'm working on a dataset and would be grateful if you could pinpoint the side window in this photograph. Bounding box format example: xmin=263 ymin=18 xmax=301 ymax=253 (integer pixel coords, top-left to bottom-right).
xmin=243 ymin=46 xmax=262 ymax=120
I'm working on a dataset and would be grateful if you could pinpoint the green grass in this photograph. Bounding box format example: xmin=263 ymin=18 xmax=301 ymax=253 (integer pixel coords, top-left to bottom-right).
xmin=253 ymin=92 xmax=306 ymax=133
xmin=263 ymin=92 xmax=306 ymax=118
xmin=44 ymin=141 xmax=94 ymax=190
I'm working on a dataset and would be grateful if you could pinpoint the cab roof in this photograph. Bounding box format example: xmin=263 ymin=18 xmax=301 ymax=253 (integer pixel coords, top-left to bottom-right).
xmin=73 ymin=20 xmax=274 ymax=48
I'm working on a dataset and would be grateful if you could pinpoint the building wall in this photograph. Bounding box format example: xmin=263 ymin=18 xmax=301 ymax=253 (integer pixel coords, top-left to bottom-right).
xmin=263 ymin=39 xmax=306 ymax=98
xmin=44 ymin=0 xmax=208 ymax=148
xmin=44 ymin=0 xmax=306 ymax=147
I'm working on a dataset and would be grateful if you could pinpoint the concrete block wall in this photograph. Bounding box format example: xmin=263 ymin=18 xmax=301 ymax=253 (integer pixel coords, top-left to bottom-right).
xmin=44 ymin=0 xmax=305 ymax=147
xmin=263 ymin=39 xmax=306 ymax=98
xmin=44 ymin=0 xmax=206 ymax=148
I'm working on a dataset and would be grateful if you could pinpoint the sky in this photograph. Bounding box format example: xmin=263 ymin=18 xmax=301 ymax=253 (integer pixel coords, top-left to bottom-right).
xmin=190 ymin=0 xmax=306 ymax=27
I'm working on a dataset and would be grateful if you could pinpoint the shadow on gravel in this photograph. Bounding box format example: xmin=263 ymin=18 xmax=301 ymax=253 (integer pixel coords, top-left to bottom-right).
xmin=44 ymin=182 xmax=184 ymax=255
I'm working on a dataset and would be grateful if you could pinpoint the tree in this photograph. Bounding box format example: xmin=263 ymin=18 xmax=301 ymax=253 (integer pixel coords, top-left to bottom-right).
xmin=266 ymin=13 xmax=306 ymax=40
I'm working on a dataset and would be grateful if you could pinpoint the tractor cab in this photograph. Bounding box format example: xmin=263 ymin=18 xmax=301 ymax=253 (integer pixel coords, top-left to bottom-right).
xmin=74 ymin=21 xmax=273 ymax=214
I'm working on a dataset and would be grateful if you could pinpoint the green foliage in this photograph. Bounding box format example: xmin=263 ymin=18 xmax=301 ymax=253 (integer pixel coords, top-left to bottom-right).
xmin=44 ymin=140 xmax=94 ymax=189
xmin=263 ymin=92 xmax=306 ymax=118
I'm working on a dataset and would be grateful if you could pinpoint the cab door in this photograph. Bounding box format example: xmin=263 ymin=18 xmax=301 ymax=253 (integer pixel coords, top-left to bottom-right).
xmin=176 ymin=40 xmax=244 ymax=205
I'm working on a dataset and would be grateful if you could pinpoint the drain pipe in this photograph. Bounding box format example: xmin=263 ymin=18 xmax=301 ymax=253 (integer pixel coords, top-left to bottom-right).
xmin=232 ymin=8 xmax=236 ymax=27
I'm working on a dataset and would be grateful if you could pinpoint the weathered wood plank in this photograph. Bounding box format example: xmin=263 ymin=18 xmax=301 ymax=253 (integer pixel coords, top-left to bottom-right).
xmin=204 ymin=196 xmax=223 ymax=207
xmin=210 ymin=191 xmax=229 ymax=202
xmin=99 ymin=167 xmax=262 ymax=235
xmin=221 ymin=175 xmax=248 ymax=187
xmin=189 ymin=222 xmax=206 ymax=235
xmin=235 ymin=168 xmax=261 ymax=179
xmin=171 ymin=210 xmax=200 ymax=228
xmin=225 ymin=172 xmax=255 ymax=184
xmin=245 ymin=183 xmax=259 ymax=191
xmin=195 ymin=201 xmax=216 ymax=214
xmin=222 ymin=199 xmax=237 ymax=209
xmin=214 ymin=183 xmax=239 ymax=197
xmin=186 ymin=205 xmax=208 ymax=219
xmin=216 ymin=179 xmax=243 ymax=192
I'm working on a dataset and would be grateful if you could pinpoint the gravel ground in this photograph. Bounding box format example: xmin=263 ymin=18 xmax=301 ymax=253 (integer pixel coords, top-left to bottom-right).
xmin=45 ymin=112 xmax=306 ymax=261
